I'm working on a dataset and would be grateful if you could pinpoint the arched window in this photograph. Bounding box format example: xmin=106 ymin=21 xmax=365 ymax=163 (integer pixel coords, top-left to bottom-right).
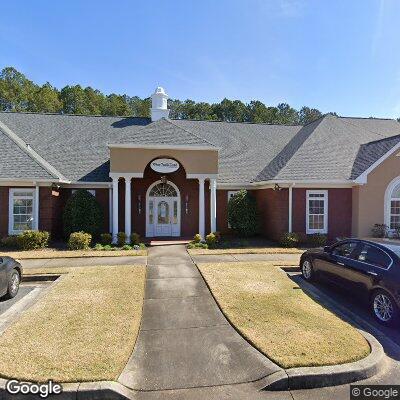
xmin=149 ymin=183 xmax=178 ymax=197
xmin=389 ymin=182 xmax=400 ymax=230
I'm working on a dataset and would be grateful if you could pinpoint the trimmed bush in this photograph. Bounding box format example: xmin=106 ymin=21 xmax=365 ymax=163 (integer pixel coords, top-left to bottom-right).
xmin=63 ymin=189 xmax=103 ymax=239
xmin=193 ymin=233 xmax=202 ymax=243
xmin=187 ymin=242 xmax=208 ymax=249
xmin=117 ymin=232 xmax=127 ymax=247
xmin=206 ymin=233 xmax=217 ymax=248
xmin=228 ymin=190 xmax=260 ymax=237
xmin=1 ymin=235 xmax=20 ymax=249
xmin=18 ymin=230 xmax=50 ymax=250
xmin=371 ymin=224 xmax=388 ymax=238
xmin=280 ymin=232 xmax=300 ymax=248
xmin=100 ymin=233 xmax=112 ymax=245
xmin=68 ymin=231 xmax=92 ymax=250
xmin=94 ymin=243 xmax=103 ymax=251
xmin=130 ymin=232 xmax=140 ymax=245
xmin=122 ymin=244 xmax=132 ymax=250
xmin=307 ymin=233 xmax=327 ymax=247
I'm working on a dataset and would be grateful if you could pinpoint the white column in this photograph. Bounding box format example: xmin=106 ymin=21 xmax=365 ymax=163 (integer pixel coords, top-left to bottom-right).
xmin=125 ymin=176 xmax=132 ymax=242
xmin=210 ymin=179 xmax=217 ymax=233
xmin=112 ymin=177 xmax=119 ymax=243
xmin=288 ymin=183 xmax=293 ymax=233
xmin=34 ymin=184 xmax=39 ymax=230
xmin=198 ymin=178 xmax=205 ymax=239
xmin=108 ymin=187 xmax=113 ymax=234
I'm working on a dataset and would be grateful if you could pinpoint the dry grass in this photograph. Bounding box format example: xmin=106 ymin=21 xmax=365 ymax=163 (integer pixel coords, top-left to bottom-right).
xmin=198 ymin=262 xmax=370 ymax=368
xmin=188 ymin=247 xmax=304 ymax=255
xmin=0 ymin=264 xmax=145 ymax=382
xmin=3 ymin=248 xmax=147 ymax=259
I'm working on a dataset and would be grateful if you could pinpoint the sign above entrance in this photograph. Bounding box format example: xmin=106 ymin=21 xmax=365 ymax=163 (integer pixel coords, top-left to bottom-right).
xmin=150 ymin=158 xmax=179 ymax=174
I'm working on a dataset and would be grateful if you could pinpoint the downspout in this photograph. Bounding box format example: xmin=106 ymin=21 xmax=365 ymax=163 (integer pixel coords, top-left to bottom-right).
xmin=288 ymin=183 xmax=294 ymax=233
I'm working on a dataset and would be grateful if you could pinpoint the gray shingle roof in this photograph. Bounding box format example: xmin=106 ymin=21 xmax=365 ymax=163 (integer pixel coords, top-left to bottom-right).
xmin=0 ymin=129 xmax=54 ymax=180
xmin=1 ymin=112 xmax=400 ymax=184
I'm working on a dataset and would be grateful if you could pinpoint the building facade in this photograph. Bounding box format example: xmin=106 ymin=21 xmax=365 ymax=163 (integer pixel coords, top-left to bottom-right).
xmin=1 ymin=87 xmax=400 ymax=242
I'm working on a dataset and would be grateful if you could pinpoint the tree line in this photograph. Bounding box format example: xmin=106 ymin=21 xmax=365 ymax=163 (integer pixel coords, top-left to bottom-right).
xmin=0 ymin=66 xmax=326 ymax=125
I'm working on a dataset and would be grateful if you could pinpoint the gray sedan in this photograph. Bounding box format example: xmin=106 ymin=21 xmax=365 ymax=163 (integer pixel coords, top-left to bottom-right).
xmin=0 ymin=256 xmax=22 ymax=299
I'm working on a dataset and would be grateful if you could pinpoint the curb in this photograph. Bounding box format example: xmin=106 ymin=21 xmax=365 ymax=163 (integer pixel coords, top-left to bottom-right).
xmin=262 ymin=324 xmax=387 ymax=391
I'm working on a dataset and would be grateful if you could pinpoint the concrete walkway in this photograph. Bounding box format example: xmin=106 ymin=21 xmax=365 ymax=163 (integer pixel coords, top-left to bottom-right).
xmin=20 ymin=256 xmax=147 ymax=269
xmin=119 ymin=244 xmax=280 ymax=391
xmin=191 ymin=253 xmax=300 ymax=264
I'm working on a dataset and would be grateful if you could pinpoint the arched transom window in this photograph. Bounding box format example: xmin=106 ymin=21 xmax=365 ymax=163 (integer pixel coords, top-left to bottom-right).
xmin=149 ymin=183 xmax=178 ymax=197
xmin=390 ymin=183 xmax=400 ymax=229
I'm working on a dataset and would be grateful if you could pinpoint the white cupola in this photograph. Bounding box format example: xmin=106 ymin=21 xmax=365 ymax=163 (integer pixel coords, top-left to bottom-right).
xmin=151 ymin=86 xmax=170 ymax=121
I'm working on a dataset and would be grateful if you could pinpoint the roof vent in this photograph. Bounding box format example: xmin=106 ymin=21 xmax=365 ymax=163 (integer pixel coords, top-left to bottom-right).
xmin=151 ymin=86 xmax=170 ymax=122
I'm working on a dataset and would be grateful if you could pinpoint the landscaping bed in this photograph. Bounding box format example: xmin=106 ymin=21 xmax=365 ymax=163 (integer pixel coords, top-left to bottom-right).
xmin=198 ymin=261 xmax=370 ymax=368
xmin=187 ymin=247 xmax=303 ymax=255
xmin=1 ymin=248 xmax=147 ymax=259
xmin=0 ymin=264 xmax=145 ymax=382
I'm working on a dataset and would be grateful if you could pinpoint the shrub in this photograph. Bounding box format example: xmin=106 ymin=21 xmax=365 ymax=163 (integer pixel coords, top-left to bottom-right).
xmin=214 ymin=231 xmax=221 ymax=243
xmin=228 ymin=190 xmax=260 ymax=237
xmin=371 ymin=224 xmax=388 ymax=238
xmin=18 ymin=230 xmax=50 ymax=250
xmin=206 ymin=233 xmax=217 ymax=248
xmin=122 ymin=244 xmax=132 ymax=250
xmin=100 ymin=233 xmax=112 ymax=245
xmin=117 ymin=232 xmax=127 ymax=247
xmin=103 ymin=244 xmax=112 ymax=251
xmin=187 ymin=242 xmax=208 ymax=249
xmin=193 ymin=233 xmax=202 ymax=243
xmin=280 ymin=232 xmax=300 ymax=248
xmin=1 ymin=235 xmax=20 ymax=249
xmin=94 ymin=243 xmax=103 ymax=251
xmin=68 ymin=231 xmax=92 ymax=250
xmin=130 ymin=232 xmax=140 ymax=245
xmin=63 ymin=189 xmax=103 ymax=239
xmin=307 ymin=233 xmax=327 ymax=247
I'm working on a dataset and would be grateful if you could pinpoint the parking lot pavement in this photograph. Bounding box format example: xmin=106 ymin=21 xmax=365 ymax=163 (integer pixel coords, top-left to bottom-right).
xmin=302 ymin=277 xmax=400 ymax=346
xmin=0 ymin=285 xmax=35 ymax=315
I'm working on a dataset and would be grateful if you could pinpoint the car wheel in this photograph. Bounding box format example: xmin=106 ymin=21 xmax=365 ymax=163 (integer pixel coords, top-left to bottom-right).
xmin=4 ymin=270 xmax=20 ymax=299
xmin=371 ymin=290 xmax=399 ymax=326
xmin=301 ymin=259 xmax=315 ymax=281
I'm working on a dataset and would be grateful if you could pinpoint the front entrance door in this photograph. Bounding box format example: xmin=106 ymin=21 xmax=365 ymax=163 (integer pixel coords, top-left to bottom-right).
xmin=146 ymin=181 xmax=181 ymax=237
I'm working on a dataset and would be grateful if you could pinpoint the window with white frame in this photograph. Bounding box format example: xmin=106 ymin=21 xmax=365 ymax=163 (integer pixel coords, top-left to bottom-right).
xmin=389 ymin=183 xmax=400 ymax=230
xmin=71 ymin=189 xmax=96 ymax=196
xmin=306 ymin=190 xmax=328 ymax=234
xmin=227 ymin=191 xmax=240 ymax=228
xmin=9 ymin=188 xmax=36 ymax=234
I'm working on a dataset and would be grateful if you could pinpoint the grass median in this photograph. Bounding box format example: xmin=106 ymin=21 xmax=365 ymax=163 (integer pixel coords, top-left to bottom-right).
xmin=0 ymin=264 xmax=145 ymax=382
xmin=198 ymin=262 xmax=370 ymax=368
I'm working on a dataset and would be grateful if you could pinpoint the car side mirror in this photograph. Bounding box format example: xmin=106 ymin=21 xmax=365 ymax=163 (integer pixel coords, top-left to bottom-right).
xmin=323 ymin=246 xmax=331 ymax=253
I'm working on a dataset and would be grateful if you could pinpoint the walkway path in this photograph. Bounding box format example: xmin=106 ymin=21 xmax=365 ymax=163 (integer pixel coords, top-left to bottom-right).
xmin=118 ymin=244 xmax=280 ymax=391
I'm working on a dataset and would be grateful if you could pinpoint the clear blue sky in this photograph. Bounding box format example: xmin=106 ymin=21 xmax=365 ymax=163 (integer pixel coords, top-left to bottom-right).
xmin=1 ymin=0 xmax=400 ymax=117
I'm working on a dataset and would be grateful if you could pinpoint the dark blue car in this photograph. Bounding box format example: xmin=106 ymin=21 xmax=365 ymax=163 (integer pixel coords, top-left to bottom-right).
xmin=300 ymin=238 xmax=400 ymax=326
xmin=0 ymin=256 xmax=22 ymax=300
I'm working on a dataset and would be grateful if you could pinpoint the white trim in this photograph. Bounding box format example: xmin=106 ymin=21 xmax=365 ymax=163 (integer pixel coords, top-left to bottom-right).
xmin=109 ymin=172 xmax=143 ymax=179
xmin=355 ymin=142 xmax=400 ymax=184
xmin=8 ymin=188 xmax=38 ymax=235
xmin=108 ymin=143 xmax=218 ymax=151
xmin=64 ymin=182 xmax=112 ymax=188
xmin=210 ymin=179 xmax=217 ymax=233
xmin=186 ymin=174 xmax=218 ymax=180
xmin=0 ymin=120 xmax=68 ymax=182
xmin=384 ymin=176 xmax=400 ymax=229
xmin=306 ymin=190 xmax=328 ymax=234
xmin=145 ymin=180 xmax=181 ymax=237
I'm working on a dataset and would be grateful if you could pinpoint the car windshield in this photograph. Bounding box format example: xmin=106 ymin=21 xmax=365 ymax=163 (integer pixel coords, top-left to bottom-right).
xmin=380 ymin=244 xmax=400 ymax=258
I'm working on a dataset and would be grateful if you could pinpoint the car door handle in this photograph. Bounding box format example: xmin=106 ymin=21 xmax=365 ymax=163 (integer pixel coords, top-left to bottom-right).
xmin=367 ymin=271 xmax=378 ymax=276
xmin=337 ymin=261 xmax=345 ymax=266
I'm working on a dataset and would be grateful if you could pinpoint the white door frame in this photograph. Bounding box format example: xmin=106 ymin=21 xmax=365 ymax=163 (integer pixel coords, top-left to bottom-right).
xmin=146 ymin=180 xmax=181 ymax=237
